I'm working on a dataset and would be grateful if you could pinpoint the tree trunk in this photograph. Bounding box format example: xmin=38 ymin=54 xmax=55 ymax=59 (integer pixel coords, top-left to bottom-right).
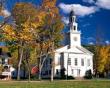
xmin=22 ymin=61 xmax=26 ymax=79
xmin=51 ymin=60 xmax=54 ymax=82
xmin=38 ymin=66 xmax=42 ymax=80
xmin=50 ymin=42 xmax=54 ymax=82
xmin=25 ymin=47 xmax=31 ymax=82
xmin=38 ymin=52 xmax=50 ymax=80
xmin=38 ymin=51 xmax=42 ymax=80
xmin=17 ymin=47 xmax=23 ymax=80
xmin=27 ymin=61 xmax=31 ymax=82
xmin=25 ymin=58 xmax=31 ymax=82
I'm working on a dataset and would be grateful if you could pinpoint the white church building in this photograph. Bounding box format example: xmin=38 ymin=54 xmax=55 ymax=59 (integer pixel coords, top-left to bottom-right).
xmin=41 ymin=10 xmax=93 ymax=78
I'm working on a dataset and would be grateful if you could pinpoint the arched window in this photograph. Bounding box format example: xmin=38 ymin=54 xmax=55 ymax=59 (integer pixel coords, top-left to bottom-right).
xmin=74 ymin=26 xmax=76 ymax=30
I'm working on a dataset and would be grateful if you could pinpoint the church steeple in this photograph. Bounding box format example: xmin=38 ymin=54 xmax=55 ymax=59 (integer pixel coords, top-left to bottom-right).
xmin=69 ymin=10 xmax=78 ymax=32
xmin=69 ymin=10 xmax=76 ymax=23
xmin=69 ymin=10 xmax=81 ymax=47
xmin=64 ymin=10 xmax=81 ymax=47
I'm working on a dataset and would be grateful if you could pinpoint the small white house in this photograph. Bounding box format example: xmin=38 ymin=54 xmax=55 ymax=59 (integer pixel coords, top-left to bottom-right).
xmin=0 ymin=46 xmax=15 ymax=80
xmin=41 ymin=10 xmax=93 ymax=78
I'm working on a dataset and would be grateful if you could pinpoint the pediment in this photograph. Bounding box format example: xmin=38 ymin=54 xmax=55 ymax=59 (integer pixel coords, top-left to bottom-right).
xmin=55 ymin=45 xmax=93 ymax=55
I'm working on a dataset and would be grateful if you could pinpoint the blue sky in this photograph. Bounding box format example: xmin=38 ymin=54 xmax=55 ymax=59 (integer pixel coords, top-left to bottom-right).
xmin=57 ymin=0 xmax=110 ymax=45
xmin=1 ymin=0 xmax=110 ymax=45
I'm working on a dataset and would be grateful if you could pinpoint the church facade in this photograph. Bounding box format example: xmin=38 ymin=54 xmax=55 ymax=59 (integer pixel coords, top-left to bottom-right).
xmin=41 ymin=11 xmax=93 ymax=78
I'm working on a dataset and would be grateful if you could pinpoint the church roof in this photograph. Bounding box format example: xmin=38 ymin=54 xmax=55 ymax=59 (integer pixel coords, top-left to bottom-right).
xmin=76 ymin=46 xmax=93 ymax=55
xmin=55 ymin=45 xmax=93 ymax=55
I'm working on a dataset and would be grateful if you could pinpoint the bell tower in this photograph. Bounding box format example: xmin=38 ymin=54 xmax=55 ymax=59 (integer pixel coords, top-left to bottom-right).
xmin=69 ymin=10 xmax=81 ymax=47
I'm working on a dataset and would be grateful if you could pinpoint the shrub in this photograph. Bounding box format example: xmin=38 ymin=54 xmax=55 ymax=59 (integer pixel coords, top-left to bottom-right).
xmin=84 ymin=69 xmax=92 ymax=79
xmin=60 ymin=68 xmax=65 ymax=79
xmin=66 ymin=76 xmax=75 ymax=79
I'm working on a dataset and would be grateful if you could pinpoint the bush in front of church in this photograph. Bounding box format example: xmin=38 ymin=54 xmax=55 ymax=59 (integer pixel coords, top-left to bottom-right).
xmin=60 ymin=68 xmax=65 ymax=79
xmin=60 ymin=68 xmax=74 ymax=79
xmin=84 ymin=69 xmax=93 ymax=79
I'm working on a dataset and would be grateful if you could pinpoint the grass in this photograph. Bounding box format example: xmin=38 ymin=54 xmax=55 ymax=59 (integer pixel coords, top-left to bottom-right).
xmin=0 ymin=80 xmax=110 ymax=88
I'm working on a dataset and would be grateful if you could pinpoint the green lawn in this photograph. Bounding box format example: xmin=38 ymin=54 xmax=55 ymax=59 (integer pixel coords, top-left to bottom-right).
xmin=0 ymin=80 xmax=110 ymax=88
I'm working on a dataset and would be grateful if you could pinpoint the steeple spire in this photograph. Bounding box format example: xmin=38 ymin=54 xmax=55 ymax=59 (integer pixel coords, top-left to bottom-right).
xmin=69 ymin=10 xmax=75 ymax=23
xmin=69 ymin=9 xmax=77 ymax=32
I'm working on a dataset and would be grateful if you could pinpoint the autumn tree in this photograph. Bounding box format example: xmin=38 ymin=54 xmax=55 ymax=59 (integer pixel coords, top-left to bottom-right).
xmin=40 ymin=0 xmax=64 ymax=81
xmin=0 ymin=0 xmax=11 ymax=43
xmin=94 ymin=27 xmax=110 ymax=77
xmin=93 ymin=27 xmax=103 ymax=77
xmin=30 ymin=0 xmax=64 ymax=81
xmin=12 ymin=2 xmax=46 ymax=81
xmin=1 ymin=0 xmax=64 ymax=82
xmin=2 ymin=2 xmax=45 ymax=81
xmin=105 ymin=46 xmax=110 ymax=75
xmin=97 ymin=46 xmax=110 ymax=73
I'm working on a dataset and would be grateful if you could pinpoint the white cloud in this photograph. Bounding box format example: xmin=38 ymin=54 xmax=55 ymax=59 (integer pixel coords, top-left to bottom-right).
xmin=62 ymin=17 xmax=69 ymax=24
xmin=105 ymin=40 xmax=110 ymax=45
xmin=96 ymin=0 xmax=110 ymax=10
xmin=89 ymin=42 xmax=94 ymax=45
xmin=1 ymin=9 xmax=11 ymax=17
xmin=83 ymin=0 xmax=95 ymax=4
xmin=82 ymin=37 xmax=95 ymax=44
xmin=83 ymin=23 xmax=90 ymax=27
xmin=82 ymin=0 xmax=110 ymax=10
xmin=59 ymin=3 xmax=99 ymax=17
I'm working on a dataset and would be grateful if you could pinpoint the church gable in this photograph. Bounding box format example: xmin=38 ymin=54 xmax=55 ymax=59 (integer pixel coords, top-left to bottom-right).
xmin=55 ymin=46 xmax=93 ymax=55
xmin=76 ymin=46 xmax=93 ymax=55
xmin=64 ymin=46 xmax=91 ymax=55
xmin=55 ymin=45 xmax=69 ymax=52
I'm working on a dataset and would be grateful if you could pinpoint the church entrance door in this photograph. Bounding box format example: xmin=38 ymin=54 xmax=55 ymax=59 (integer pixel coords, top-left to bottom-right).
xmin=77 ymin=69 xmax=80 ymax=77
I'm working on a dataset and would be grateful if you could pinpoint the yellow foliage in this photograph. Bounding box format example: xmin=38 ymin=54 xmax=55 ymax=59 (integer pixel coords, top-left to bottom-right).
xmin=2 ymin=24 xmax=16 ymax=41
xmin=97 ymin=46 xmax=110 ymax=72
xmin=42 ymin=0 xmax=57 ymax=8
xmin=13 ymin=3 xmax=38 ymax=24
